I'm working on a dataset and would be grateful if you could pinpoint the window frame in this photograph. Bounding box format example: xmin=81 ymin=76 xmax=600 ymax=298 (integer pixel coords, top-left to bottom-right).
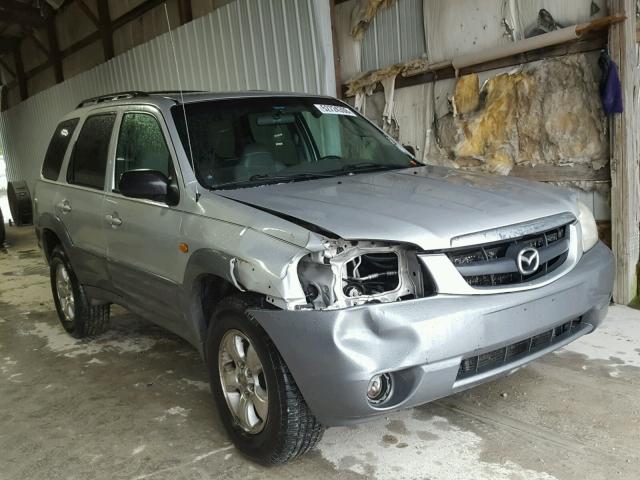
xmin=66 ymin=112 xmax=118 ymax=191
xmin=42 ymin=117 xmax=81 ymax=182
xmin=113 ymin=111 xmax=174 ymax=193
xmin=107 ymin=106 xmax=182 ymax=207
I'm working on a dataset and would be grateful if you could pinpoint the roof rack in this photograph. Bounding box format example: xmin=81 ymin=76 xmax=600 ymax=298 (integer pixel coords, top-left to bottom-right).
xmin=76 ymin=91 xmax=149 ymax=108
xmin=76 ymin=90 xmax=208 ymax=108
xmin=147 ymin=90 xmax=207 ymax=95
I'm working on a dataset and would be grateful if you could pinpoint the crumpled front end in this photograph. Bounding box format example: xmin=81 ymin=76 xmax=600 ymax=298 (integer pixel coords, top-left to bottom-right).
xmin=251 ymin=241 xmax=613 ymax=426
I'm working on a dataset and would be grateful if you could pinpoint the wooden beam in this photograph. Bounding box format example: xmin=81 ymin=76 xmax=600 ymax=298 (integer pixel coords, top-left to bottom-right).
xmin=96 ymin=0 xmax=114 ymax=61
xmin=47 ymin=16 xmax=63 ymax=83
xmin=16 ymin=0 xmax=155 ymax=83
xmin=177 ymin=0 xmax=192 ymax=25
xmin=60 ymin=31 xmax=100 ymax=58
xmin=3 ymin=0 xmax=166 ymax=93
xmin=0 ymin=56 xmax=15 ymax=78
xmin=28 ymin=31 xmax=49 ymax=57
xmin=609 ymin=0 xmax=639 ymax=304
xmin=112 ymin=0 xmax=166 ymax=30
xmin=12 ymin=46 xmax=26 ymax=100
xmin=343 ymin=31 xmax=607 ymax=97
xmin=510 ymin=164 xmax=611 ymax=183
xmin=575 ymin=14 xmax=626 ymax=35
xmin=0 ymin=0 xmax=48 ymax=28
xmin=75 ymin=0 xmax=99 ymax=27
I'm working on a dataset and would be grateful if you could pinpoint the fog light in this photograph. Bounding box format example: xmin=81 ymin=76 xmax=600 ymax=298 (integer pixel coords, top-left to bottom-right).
xmin=367 ymin=373 xmax=392 ymax=404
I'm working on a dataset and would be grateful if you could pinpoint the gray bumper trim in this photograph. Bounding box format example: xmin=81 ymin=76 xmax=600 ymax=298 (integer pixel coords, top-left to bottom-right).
xmin=452 ymin=321 xmax=592 ymax=391
xmin=251 ymin=242 xmax=613 ymax=426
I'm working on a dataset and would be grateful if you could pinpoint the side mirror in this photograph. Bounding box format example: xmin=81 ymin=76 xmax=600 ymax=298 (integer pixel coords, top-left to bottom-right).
xmin=403 ymin=145 xmax=416 ymax=156
xmin=119 ymin=169 xmax=173 ymax=204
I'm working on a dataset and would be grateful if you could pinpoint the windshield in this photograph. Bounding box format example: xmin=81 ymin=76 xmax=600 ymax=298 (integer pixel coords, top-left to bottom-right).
xmin=171 ymin=97 xmax=415 ymax=189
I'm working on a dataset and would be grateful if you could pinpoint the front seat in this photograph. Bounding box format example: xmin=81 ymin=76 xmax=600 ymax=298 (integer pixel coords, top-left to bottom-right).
xmin=234 ymin=144 xmax=284 ymax=181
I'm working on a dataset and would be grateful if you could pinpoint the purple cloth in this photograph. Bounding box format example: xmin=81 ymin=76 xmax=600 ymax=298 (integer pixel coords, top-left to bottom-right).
xmin=601 ymin=59 xmax=623 ymax=114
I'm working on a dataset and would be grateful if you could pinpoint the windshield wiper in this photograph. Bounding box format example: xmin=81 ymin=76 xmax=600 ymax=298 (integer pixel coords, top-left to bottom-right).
xmin=250 ymin=172 xmax=338 ymax=181
xmin=334 ymin=162 xmax=408 ymax=175
xmin=212 ymin=172 xmax=337 ymax=190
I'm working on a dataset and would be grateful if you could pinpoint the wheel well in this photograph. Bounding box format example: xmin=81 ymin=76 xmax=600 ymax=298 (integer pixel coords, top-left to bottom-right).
xmin=198 ymin=274 xmax=241 ymax=333
xmin=42 ymin=229 xmax=62 ymax=262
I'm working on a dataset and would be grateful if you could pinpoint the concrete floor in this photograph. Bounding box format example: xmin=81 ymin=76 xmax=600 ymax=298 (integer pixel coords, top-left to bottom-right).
xmin=1 ymin=226 xmax=639 ymax=480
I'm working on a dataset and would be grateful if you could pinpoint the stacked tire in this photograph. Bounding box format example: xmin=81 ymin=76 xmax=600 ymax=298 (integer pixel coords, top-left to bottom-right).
xmin=7 ymin=181 xmax=32 ymax=226
xmin=0 ymin=207 xmax=5 ymax=245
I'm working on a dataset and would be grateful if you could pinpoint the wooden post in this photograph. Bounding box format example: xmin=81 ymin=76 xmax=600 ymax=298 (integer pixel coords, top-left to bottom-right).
xmin=609 ymin=0 xmax=639 ymax=304
xmin=177 ymin=0 xmax=192 ymax=26
xmin=0 ymin=84 xmax=8 ymax=112
xmin=329 ymin=0 xmax=342 ymax=98
xmin=12 ymin=46 xmax=27 ymax=100
xmin=96 ymin=0 xmax=114 ymax=61
xmin=46 ymin=17 xmax=63 ymax=83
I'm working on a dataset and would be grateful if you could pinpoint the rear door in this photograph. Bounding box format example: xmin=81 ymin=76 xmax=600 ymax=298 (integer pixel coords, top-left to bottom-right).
xmin=104 ymin=108 xmax=187 ymax=329
xmin=58 ymin=112 xmax=117 ymax=288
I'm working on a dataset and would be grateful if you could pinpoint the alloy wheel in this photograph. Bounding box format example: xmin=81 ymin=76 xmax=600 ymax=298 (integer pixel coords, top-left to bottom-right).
xmin=55 ymin=263 xmax=75 ymax=323
xmin=218 ymin=329 xmax=269 ymax=433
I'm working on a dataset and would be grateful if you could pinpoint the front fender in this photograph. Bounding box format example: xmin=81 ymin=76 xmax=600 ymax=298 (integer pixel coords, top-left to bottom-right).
xmin=180 ymin=227 xmax=311 ymax=350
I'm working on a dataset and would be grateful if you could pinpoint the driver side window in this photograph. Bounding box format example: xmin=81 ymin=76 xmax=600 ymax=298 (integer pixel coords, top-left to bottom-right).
xmin=114 ymin=113 xmax=173 ymax=191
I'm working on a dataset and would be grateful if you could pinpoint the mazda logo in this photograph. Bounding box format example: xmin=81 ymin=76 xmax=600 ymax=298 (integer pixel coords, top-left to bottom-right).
xmin=517 ymin=247 xmax=540 ymax=275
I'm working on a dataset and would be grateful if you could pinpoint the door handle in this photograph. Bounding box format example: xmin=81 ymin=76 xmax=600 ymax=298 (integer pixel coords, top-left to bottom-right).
xmin=105 ymin=213 xmax=123 ymax=228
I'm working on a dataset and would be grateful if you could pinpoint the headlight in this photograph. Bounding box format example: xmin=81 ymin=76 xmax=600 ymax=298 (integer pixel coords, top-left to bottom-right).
xmin=297 ymin=240 xmax=429 ymax=309
xmin=577 ymin=201 xmax=598 ymax=252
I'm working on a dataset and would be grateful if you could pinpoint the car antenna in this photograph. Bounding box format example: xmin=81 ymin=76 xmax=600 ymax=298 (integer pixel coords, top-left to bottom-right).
xmin=163 ymin=4 xmax=200 ymax=202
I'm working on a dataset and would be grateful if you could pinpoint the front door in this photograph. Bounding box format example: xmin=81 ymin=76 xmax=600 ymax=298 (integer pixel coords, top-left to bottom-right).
xmin=104 ymin=109 xmax=187 ymax=330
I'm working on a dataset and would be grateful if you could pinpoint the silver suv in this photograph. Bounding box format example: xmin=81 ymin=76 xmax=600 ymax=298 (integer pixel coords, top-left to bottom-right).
xmin=34 ymin=91 xmax=614 ymax=464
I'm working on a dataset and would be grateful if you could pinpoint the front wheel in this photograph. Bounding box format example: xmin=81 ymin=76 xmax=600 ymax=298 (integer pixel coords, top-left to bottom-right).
xmin=206 ymin=295 xmax=324 ymax=465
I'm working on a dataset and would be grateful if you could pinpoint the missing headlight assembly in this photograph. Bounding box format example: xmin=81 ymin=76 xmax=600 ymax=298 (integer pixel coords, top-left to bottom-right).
xmin=297 ymin=240 xmax=432 ymax=310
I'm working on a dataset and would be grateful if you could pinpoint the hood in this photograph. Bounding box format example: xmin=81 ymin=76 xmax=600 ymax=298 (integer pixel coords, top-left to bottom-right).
xmin=217 ymin=166 xmax=578 ymax=250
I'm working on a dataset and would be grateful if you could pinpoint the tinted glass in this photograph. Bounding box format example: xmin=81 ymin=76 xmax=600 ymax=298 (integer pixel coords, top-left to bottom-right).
xmin=115 ymin=113 xmax=172 ymax=189
xmin=67 ymin=113 xmax=116 ymax=189
xmin=42 ymin=118 xmax=79 ymax=180
xmin=172 ymin=98 xmax=413 ymax=190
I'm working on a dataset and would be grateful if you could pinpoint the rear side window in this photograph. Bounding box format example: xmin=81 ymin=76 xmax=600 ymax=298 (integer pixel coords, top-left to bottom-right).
xmin=42 ymin=118 xmax=79 ymax=180
xmin=67 ymin=113 xmax=116 ymax=189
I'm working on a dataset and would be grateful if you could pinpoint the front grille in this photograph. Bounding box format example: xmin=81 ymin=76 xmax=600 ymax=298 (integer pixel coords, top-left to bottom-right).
xmin=457 ymin=318 xmax=582 ymax=380
xmin=447 ymin=224 xmax=570 ymax=287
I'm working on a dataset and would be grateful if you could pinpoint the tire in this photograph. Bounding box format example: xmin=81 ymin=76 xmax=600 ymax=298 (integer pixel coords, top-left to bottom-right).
xmin=49 ymin=245 xmax=110 ymax=338
xmin=206 ymin=295 xmax=324 ymax=465
xmin=0 ymin=208 xmax=5 ymax=245
xmin=7 ymin=181 xmax=33 ymax=226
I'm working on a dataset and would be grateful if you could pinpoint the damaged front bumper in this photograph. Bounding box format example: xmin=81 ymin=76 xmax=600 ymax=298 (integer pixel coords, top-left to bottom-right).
xmin=251 ymin=241 xmax=613 ymax=426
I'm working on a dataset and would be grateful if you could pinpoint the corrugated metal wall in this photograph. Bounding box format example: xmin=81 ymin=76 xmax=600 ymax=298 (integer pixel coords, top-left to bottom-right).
xmin=361 ymin=0 xmax=425 ymax=71
xmin=0 ymin=0 xmax=335 ymax=190
xmin=424 ymin=0 xmax=606 ymax=62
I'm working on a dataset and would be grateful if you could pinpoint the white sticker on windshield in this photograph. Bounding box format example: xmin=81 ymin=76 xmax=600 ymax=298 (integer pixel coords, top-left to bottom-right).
xmin=314 ymin=104 xmax=357 ymax=116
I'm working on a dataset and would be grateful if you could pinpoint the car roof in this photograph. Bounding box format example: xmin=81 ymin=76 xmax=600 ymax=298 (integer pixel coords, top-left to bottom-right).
xmin=70 ymin=90 xmax=337 ymax=117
